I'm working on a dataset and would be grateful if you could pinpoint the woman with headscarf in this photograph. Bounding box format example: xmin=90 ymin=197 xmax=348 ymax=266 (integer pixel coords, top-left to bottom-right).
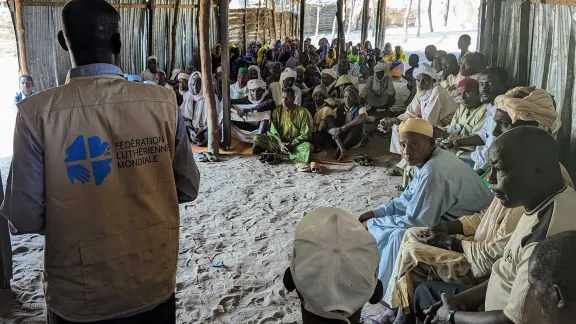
xmin=325 ymin=48 xmax=337 ymax=69
xmin=248 ymin=65 xmax=262 ymax=80
xmin=230 ymin=67 xmax=249 ymax=99
xmin=360 ymin=62 xmax=396 ymax=113
xmin=256 ymin=44 xmax=272 ymax=65
xmin=179 ymin=72 xmax=221 ymax=147
xmin=212 ymin=44 xmax=222 ymax=73
xmin=384 ymin=45 xmax=407 ymax=78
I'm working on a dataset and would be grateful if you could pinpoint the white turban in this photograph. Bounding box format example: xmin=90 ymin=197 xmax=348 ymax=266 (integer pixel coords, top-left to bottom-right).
xmin=247 ymin=79 xmax=267 ymax=90
xmin=414 ymin=63 xmax=440 ymax=80
xmin=147 ymin=55 xmax=158 ymax=62
xmin=280 ymin=68 xmax=297 ymax=85
xmin=171 ymin=69 xmax=182 ymax=80
xmin=248 ymin=65 xmax=262 ymax=79
xmin=321 ymin=69 xmax=338 ymax=80
xmin=178 ymin=73 xmax=190 ymax=81
xmin=143 ymin=80 xmax=156 ymax=85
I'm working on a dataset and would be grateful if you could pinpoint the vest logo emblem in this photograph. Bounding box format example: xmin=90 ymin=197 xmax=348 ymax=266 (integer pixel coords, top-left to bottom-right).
xmin=64 ymin=135 xmax=112 ymax=186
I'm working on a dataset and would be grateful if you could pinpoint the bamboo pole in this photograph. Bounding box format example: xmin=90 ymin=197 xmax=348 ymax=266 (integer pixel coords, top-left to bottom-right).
xmin=271 ymin=0 xmax=277 ymax=42
xmin=518 ymin=0 xmax=530 ymax=86
xmin=360 ymin=0 xmax=369 ymax=43
xmin=199 ymin=0 xmax=220 ymax=154
xmin=346 ymin=0 xmax=355 ymax=40
xmin=416 ymin=0 xmax=421 ymax=37
xmin=336 ymin=0 xmax=344 ymax=62
xmin=315 ymin=6 xmax=320 ymax=38
xmin=15 ymin=0 xmax=27 ymax=75
xmin=219 ymin=0 xmax=231 ymax=148
xmin=256 ymin=0 xmax=261 ymax=42
xmin=243 ymin=0 xmax=247 ymax=53
xmin=490 ymin=0 xmax=501 ymax=66
xmin=403 ymin=0 xmax=412 ymax=43
xmin=195 ymin=6 xmax=200 ymax=69
xmin=377 ymin=0 xmax=387 ymax=48
xmin=169 ymin=0 xmax=181 ymax=73
xmin=427 ymin=0 xmax=433 ymax=32
xmin=331 ymin=15 xmax=337 ymax=41
xmin=299 ymin=0 xmax=305 ymax=50
xmin=483 ymin=0 xmax=494 ymax=59
xmin=147 ymin=0 xmax=155 ymax=58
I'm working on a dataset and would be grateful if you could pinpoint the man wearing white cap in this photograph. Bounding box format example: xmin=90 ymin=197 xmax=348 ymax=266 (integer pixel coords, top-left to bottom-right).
xmin=269 ymin=68 xmax=302 ymax=107
xmin=141 ymin=55 xmax=158 ymax=82
xmin=358 ymin=118 xmax=492 ymax=296
xmin=284 ymin=207 xmax=384 ymax=324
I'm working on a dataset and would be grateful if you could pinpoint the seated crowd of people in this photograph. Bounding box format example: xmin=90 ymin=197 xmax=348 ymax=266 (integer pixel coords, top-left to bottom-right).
xmin=11 ymin=20 xmax=576 ymax=324
xmin=284 ymin=35 xmax=576 ymax=324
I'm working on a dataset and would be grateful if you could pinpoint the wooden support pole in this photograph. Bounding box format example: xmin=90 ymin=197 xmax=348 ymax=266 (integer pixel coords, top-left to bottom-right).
xmin=195 ymin=6 xmax=200 ymax=70
xmin=483 ymin=0 xmax=494 ymax=60
xmin=478 ymin=0 xmax=487 ymax=51
xmin=271 ymin=0 xmax=277 ymax=42
xmin=256 ymin=0 xmax=261 ymax=42
xmin=331 ymin=15 xmax=337 ymax=41
xmin=147 ymin=0 xmax=155 ymax=58
xmin=219 ymin=0 xmax=231 ymax=148
xmin=361 ymin=0 xmax=369 ymax=44
xmin=15 ymin=0 xmax=27 ymax=75
xmin=243 ymin=0 xmax=247 ymax=54
xmin=199 ymin=0 xmax=220 ymax=154
xmin=416 ymin=0 xmax=421 ymax=37
xmin=315 ymin=6 xmax=320 ymax=38
xmin=336 ymin=0 xmax=345 ymax=62
xmin=518 ymin=0 xmax=530 ymax=86
xmin=377 ymin=0 xmax=387 ymax=48
xmin=169 ymin=0 xmax=180 ymax=73
xmin=299 ymin=0 xmax=305 ymax=50
xmin=427 ymin=0 xmax=433 ymax=32
xmin=346 ymin=0 xmax=355 ymax=40
xmin=375 ymin=0 xmax=381 ymax=46
xmin=403 ymin=0 xmax=412 ymax=43
xmin=490 ymin=0 xmax=501 ymax=66
xmin=443 ymin=0 xmax=450 ymax=27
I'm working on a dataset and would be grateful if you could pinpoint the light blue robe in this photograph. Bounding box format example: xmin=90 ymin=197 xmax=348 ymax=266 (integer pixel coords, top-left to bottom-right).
xmin=367 ymin=149 xmax=493 ymax=289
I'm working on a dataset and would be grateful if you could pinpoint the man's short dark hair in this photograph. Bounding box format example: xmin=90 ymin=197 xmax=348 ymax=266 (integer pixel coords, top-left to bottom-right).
xmin=20 ymin=74 xmax=33 ymax=82
xmin=530 ymin=231 xmax=576 ymax=298
xmin=460 ymin=34 xmax=472 ymax=43
xmin=482 ymin=66 xmax=509 ymax=85
xmin=61 ymin=0 xmax=120 ymax=52
xmin=282 ymin=87 xmax=296 ymax=99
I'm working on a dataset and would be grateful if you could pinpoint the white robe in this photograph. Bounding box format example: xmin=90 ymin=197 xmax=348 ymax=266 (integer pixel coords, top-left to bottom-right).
xmin=390 ymin=85 xmax=458 ymax=154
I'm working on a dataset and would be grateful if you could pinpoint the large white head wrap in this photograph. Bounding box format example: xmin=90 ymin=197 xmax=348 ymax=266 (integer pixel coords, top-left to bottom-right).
xmin=495 ymin=86 xmax=560 ymax=132
xmin=248 ymin=65 xmax=262 ymax=79
xmin=280 ymin=68 xmax=298 ymax=85
xmin=247 ymin=79 xmax=267 ymax=90
xmin=147 ymin=55 xmax=158 ymax=62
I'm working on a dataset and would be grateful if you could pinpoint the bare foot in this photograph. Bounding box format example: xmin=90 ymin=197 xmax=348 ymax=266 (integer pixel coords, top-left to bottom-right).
xmin=338 ymin=149 xmax=347 ymax=161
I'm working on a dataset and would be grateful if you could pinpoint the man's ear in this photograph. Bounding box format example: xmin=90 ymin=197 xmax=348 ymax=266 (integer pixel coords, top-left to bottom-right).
xmin=283 ymin=267 xmax=296 ymax=292
xmin=58 ymin=31 xmax=68 ymax=52
xmin=554 ymin=284 xmax=566 ymax=308
xmin=112 ymin=33 xmax=122 ymax=55
xmin=369 ymin=280 xmax=384 ymax=304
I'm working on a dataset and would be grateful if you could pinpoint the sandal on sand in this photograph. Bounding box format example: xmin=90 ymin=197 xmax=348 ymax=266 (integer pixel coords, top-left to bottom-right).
xmin=296 ymin=163 xmax=311 ymax=172
xmin=310 ymin=162 xmax=322 ymax=174
xmin=395 ymin=184 xmax=405 ymax=192
xmin=355 ymin=154 xmax=374 ymax=166
xmin=266 ymin=154 xmax=282 ymax=165
xmin=388 ymin=168 xmax=402 ymax=176
xmin=259 ymin=154 xmax=271 ymax=163
xmin=204 ymin=152 xmax=218 ymax=162
xmin=194 ymin=152 xmax=208 ymax=162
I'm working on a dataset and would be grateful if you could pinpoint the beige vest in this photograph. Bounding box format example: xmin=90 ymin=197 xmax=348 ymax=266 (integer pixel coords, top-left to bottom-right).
xmin=18 ymin=75 xmax=180 ymax=321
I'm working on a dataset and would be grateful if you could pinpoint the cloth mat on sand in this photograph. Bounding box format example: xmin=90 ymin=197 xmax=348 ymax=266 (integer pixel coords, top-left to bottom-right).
xmin=190 ymin=138 xmax=254 ymax=155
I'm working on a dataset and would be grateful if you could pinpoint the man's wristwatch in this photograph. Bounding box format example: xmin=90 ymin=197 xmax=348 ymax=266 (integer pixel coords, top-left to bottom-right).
xmin=447 ymin=310 xmax=457 ymax=324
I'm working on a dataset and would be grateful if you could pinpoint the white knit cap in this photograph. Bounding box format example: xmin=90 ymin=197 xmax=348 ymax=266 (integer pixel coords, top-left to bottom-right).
xmin=290 ymin=207 xmax=380 ymax=323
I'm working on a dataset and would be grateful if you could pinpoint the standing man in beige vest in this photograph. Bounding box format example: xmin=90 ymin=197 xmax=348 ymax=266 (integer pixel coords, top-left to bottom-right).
xmin=0 ymin=0 xmax=200 ymax=322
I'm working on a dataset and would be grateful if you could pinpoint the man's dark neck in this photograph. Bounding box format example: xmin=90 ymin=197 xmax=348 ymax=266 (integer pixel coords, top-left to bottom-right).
xmin=71 ymin=52 xmax=116 ymax=68
xmin=524 ymin=179 xmax=566 ymax=212
xmin=461 ymin=48 xmax=468 ymax=55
